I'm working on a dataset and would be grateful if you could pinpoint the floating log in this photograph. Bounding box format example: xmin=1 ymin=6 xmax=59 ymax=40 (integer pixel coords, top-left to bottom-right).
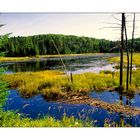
xmin=57 ymin=94 xmax=140 ymax=116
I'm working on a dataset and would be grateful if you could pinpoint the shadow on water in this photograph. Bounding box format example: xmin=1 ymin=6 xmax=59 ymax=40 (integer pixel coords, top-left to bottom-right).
xmin=3 ymin=89 xmax=140 ymax=127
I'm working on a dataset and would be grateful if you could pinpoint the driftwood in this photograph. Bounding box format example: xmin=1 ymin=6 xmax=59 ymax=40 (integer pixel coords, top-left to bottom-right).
xmin=56 ymin=94 xmax=140 ymax=116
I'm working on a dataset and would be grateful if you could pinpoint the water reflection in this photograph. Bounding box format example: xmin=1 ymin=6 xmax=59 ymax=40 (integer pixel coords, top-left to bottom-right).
xmin=118 ymin=94 xmax=130 ymax=127
xmin=3 ymin=90 xmax=140 ymax=127
xmin=0 ymin=54 xmax=118 ymax=74
xmin=91 ymin=90 xmax=140 ymax=126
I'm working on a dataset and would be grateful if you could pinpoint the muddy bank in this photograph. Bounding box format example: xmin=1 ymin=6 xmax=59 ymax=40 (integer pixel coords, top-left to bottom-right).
xmin=55 ymin=94 xmax=140 ymax=116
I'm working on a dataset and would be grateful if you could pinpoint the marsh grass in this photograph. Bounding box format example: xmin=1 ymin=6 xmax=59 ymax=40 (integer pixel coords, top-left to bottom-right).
xmin=0 ymin=109 xmax=93 ymax=127
xmin=0 ymin=56 xmax=31 ymax=62
xmin=1 ymin=70 xmax=140 ymax=127
xmin=3 ymin=67 xmax=140 ymax=98
xmin=0 ymin=53 xmax=98 ymax=62
xmin=109 ymin=53 xmax=140 ymax=67
xmin=2 ymin=70 xmax=120 ymax=99
xmin=0 ymin=70 xmax=94 ymax=127
xmin=108 ymin=53 xmax=140 ymax=93
xmin=104 ymin=118 xmax=128 ymax=127
xmin=3 ymin=70 xmax=63 ymax=96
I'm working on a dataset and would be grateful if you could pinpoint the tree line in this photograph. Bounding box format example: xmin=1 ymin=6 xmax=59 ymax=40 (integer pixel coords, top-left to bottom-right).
xmin=0 ymin=34 xmax=140 ymax=57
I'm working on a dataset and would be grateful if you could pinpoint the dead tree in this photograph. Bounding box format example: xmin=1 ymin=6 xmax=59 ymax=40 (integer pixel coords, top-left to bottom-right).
xmin=120 ymin=13 xmax=125 ymax=91
xmin=130 ymin=13 xmax=135 ymax=85
xmin=124 ymin=16 xmax=129 ymax=91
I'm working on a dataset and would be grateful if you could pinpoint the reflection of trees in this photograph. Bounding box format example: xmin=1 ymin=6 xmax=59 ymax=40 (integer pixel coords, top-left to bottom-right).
xmin=118 ymin=92 xmax=133 ymax=127
xmin=7 ymin=59 xmax=63 ymax=72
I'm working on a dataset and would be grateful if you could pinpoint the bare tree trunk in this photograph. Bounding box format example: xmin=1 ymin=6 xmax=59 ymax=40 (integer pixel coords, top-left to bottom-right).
xmin=130 ymin=13 xmax=135 ymax=85
xmin=120 ymin=13 xmax=125 ymax=91
xmin=124 ymin=16 xmax=129 ymax=91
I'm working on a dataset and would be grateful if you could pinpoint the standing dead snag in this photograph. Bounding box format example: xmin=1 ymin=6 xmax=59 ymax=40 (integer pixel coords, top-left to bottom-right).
xmin=120 ymin=13 xmax=125 ymax=91
xmin=124 ymin=15 xmax=129 ymax=91
xmin=130 ymin=13 xmax=135 ymax=85
xmin=70 ymin=72 xmax=73 ymax=82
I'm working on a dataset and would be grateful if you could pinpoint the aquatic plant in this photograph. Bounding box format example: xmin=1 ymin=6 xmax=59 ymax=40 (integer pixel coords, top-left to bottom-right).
xmin=0 ymin=110 xmax=93 ymax=127
xmin=0 ymin=69 xmax=95 ymax=127
xmin=104 ymin=118 xmax=131 ymax=127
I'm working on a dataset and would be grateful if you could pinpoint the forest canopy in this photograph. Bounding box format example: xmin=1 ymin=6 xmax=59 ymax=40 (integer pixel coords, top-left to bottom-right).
xmin=0 ymin=34 xmax=140 ymax=57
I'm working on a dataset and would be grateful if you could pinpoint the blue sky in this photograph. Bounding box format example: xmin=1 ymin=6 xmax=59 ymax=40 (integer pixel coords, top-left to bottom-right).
xmin=0 ymin=13 xmax=140 ymax=40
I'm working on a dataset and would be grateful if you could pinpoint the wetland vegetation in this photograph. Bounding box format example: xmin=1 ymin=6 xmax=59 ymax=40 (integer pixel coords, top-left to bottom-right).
xmin=2 ymin=49 xmax=140 ymax=127
xmin=1 ymin=53 xmax=140 ymax=126
xmin=109 ymin=53 xmax=140 ymax=66
xmin=1 ymin=13 xmax=140 ymax=127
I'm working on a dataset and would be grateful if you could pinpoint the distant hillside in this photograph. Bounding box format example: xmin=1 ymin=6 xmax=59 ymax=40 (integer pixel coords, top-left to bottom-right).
xmin=0 ymin=34 xmax=140 ymax=57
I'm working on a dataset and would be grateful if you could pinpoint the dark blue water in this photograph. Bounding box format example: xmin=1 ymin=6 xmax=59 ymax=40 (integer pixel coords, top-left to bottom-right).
xmin=3 ymin=90 xmax=140 ymax=127
xmin=90 ymin=91 xmax=140 ymax=108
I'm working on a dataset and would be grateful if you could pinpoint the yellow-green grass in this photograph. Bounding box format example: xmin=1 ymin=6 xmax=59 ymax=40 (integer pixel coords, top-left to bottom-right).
xmin=36 ymin=53 xmax=100 ymax=58
xmin=0 ymin=109 xmax=130 ymax=127
xmin=2 ymin=70 xmax=120 ymax=98
xmin=109 ymin=53 xmax=140 ymax=67
xmin=0 ymin=110 xmax=92 ymax=127
xmin=2 ymin=69 xmax=139 ymax=127
xmin=0 ymin=53 xmax=101 ymax=62
xmin=3 ymin=69 xmax=140 ymax=97
xmin=3 ymin=70 xmax=64 ymax=97
xmin=0 ymin=56 xmax=31 ymax=62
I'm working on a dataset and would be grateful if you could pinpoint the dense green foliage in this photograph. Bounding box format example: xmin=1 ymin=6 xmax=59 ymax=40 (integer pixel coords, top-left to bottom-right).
xmin=131 ymin=38 xmax=140 ymax=52
xmin=0 ymin=68 xmax=8 ymax=107
xmin=0 ymin=26 xmax=9 ymax=107
xmin=2 ymin=34 xmax=140 ymax=57
xmin=1 ymin=34 xmax=118 ymax=56
xmin=0 ymin=34 xmax=8 ymax=56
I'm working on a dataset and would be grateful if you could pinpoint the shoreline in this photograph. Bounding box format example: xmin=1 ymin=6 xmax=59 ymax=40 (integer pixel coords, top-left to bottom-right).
xmin=0 ymin=53 xmax=118 ymax=62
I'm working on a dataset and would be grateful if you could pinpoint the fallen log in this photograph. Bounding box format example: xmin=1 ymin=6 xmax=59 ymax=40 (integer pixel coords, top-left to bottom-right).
xmin=57 ymin=95 xmax=140 ymax=116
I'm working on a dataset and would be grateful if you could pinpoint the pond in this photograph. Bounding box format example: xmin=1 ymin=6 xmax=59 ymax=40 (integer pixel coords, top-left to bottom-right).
xmin=3 ymin=90 xmax=140 ymax=127
xmin=0 ymin=53 xmax=118 ymax=74
xmin=2 ymin=53 xmax=140 ymax=127
xmin=90 ymin=91 xmax=140 ymax=107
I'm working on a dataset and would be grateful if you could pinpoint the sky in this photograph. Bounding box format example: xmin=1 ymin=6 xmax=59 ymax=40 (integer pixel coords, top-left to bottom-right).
xmin=0 ymin=13 xmax=140 ymax=40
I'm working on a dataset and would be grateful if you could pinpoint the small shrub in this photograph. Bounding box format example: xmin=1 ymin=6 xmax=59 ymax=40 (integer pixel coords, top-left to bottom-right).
xmin=62 ymin=82 xmax=75 ymax=92
xmin=42 ymin=87 xmax=66 ymax=101
xmin=38 ymin=81 xmax=54 ymax=90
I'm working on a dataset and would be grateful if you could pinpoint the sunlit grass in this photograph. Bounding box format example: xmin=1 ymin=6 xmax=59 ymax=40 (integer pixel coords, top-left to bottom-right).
xmin=0 ymin=56 xmax=31 ymax=62
xmin=0 ymin=53 xmax=100 ymax=62
xmin=108 ymin=53 xmax=140 ymax=92
xmin=2 ymin=70 xmax=120 ymax=98
xmin=0 ymin=110 xmax=92 ymax=127
xmin=3 ymin=70 xmax=64 ymax=97
xmin=2 ymin=53 xmax=140 ymax=127
xmin=109 ymin=53 xmax=140 ymax=67
xmin=3 ymin=67 xmax=140 ymax=97
xmin=0 ymin=69 xmax=94 ymax=127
